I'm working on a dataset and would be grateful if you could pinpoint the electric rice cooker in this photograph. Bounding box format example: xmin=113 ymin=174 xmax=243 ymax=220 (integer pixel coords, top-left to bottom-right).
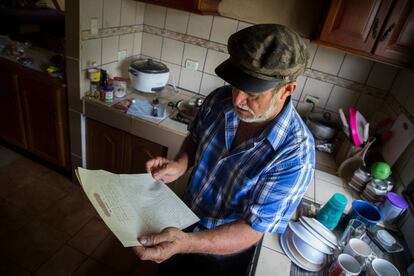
xmin=128 ymin=59 xmax=169 ymax=93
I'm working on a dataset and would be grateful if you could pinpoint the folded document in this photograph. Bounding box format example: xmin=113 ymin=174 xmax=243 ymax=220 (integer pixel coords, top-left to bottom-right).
xmin=76 ymin=168 xmax=199 ymax=247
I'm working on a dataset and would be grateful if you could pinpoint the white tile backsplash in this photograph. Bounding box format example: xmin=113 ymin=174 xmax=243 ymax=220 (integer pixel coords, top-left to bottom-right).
xmin=102 ymin=36 xmax=119 ymax=64
xmin=391 ymin=69 xmax=414 ymax=116
xmin=325 ymin=85 xmax=359 ymax=112
xmin=338 ymin=54 xmax=373 ymax=83
xmin=165 ymin=9 xmax=189 ymax=33
xmin=366 ymin=63 xmax=399 ymax=90
xmin=187 ymin=14 xmax=213 ymax=40
xmin=80 ymin=0 xmax=103 ymax=31
xmin=120 ymin=0 xmax=136 ymax=26
xmin=292 ymin=76 xmax=306 ymax=101
xmin=200 ymin=73 xmax=225 ymax=96
xmin=300 ymin=78 xmax=334 ymax=108
xmin=311 ymin=46 xmax=345 ymax=75
xmin=356 ymin=94 xmax=384 ymax=120
xmin=237 ymin=21 xmax=253 ymax=31
xmin=101 ymin=61 xmax=121 ymax=77
xmin=135 ymin=1 xmax=145 ymax=24
xmin=179 ymin=67 xmax=202 ymax=93
xmin=144 ymin=4 xmax=166 ymax=28
xmin=118 ymin=33 xmax=134 ymax=60
xmin=81 ymin=39 xmax=102 ymax=69
xmin=210 ymin=16 xmax=238 ymax=44
xmin=204 ymin=49 xmax=229 ymax=75
xmin=182 ymin=43 xmax=207 ymax=72
xmin=133 ymin=32 xmax=142 ymax=55
xmin=103 ymin=0 xmax=121 ymax=28
xmin=141 ymin=33 xmax=163 ymax=59
xmin=161 ymin=38 xmax=184 ymax=65
xmin=306 ymin=43 xmax=318 ymax=68
xmin=163 ymin=61 xmax=181 ymax=86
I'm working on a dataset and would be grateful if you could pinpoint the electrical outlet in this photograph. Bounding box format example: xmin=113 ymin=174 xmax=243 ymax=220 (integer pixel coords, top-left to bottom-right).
xmin=118 ymin=50 xmax=127 ymax=61
xmin=304 ymin=95 xmax=320 ymax=106
xmin=185 ymin=59 xmax=199 ymax=71
xmin=90 ymin=18 xmax=99 ymax=35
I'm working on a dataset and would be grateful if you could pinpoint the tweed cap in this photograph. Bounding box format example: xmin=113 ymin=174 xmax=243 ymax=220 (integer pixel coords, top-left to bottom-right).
xmin=215 ymin=24 xmax=308 ymax=93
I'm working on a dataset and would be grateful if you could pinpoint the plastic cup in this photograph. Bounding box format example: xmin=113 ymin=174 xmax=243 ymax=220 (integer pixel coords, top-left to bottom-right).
xmin=339 ymin=219 xmax=366 ymax=248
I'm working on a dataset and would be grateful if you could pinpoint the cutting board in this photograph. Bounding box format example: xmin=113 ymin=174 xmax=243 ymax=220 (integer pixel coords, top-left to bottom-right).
xmin=381 ymin=113 xmax=414 ymax=166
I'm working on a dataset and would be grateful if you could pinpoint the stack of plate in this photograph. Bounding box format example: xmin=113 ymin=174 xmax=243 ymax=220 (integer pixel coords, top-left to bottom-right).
xmin=280 ymin=216 xmax=338 ymax=272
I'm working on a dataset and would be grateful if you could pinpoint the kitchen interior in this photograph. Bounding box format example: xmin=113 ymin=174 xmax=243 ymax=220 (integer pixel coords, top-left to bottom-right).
xmin=1 ymin=0 xmax=414 ymax=275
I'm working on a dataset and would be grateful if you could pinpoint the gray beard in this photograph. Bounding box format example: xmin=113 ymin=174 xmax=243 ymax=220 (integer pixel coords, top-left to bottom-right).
xmin=235 ymin=91 xmax=279 ymax=123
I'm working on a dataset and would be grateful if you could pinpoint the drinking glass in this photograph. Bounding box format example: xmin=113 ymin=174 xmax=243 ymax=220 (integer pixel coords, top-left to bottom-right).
xmin=339 ymin=219 xmax=366 ymax=249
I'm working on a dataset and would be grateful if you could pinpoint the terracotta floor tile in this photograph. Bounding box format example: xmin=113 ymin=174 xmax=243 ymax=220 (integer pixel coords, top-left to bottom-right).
xmin=39 ymin=189 xmax=97 ymax=236
xmin=4 ymin=220 xmax=70 ymax=272
xmin=33 ymin=245 xmax=87 ymax=276
xmin=0 ymin=198 xmax=34 ymax=234
xmin=0 ymin=258 xmax=31 ymax=276
xmin=68 ymin=217 xmax=111 ymax=255
xmin=91 ymin=234 xmax=139 ymax=274
xmin=72 ymin=258 xmax=122 ymax=276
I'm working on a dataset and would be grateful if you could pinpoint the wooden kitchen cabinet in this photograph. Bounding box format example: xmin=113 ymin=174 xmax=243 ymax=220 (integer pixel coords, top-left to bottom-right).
xmin=87 ymin=119 xmax=168 ymax=174
xmin=137 ymin=0 xmax=220 ymax=15
xmin=19 ymin=73 xmax=70 ymax=170
xmin=0 ymin=64 xmax=26 ymax=148
xmin=317 ymin=0 xmax=414 ymax=68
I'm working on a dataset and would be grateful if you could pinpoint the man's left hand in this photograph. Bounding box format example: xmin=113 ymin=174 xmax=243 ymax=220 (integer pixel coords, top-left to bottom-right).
xmin=132 ymin=227 xmax=192 ymax=263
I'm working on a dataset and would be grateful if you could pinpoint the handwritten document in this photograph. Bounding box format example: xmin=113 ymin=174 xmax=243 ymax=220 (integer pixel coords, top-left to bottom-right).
xmin=76 ymin=168 xmax=199 ymax=247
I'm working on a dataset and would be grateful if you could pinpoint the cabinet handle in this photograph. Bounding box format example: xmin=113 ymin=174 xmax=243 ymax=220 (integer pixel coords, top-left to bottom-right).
xmin=371 ymin=18 xmax=379 ymax=39
xmin=379 ymin=23 xmax=396 ymax=42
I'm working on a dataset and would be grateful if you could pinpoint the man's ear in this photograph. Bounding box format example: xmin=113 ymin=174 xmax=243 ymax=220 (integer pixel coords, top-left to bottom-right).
xmin=279 ymin=81 xmax=297 ymax=101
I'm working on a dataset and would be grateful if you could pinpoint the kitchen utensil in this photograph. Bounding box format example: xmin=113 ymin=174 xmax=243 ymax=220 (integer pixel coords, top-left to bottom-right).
xmin=344 ymin=238 xmax=373 ymax=266
xmin=376 ymin=230 xmax=396 ymax=247
xmin=339 ymin=219 xmax=366 ymax=248
xmin=280 ymin=229 xmax=325 ymax=272
xmin=381 ymin=113 xmax=414 ymax=166
xmin=379 ymin=192 xmax=408 ymax=224
xmin=316 ymin=193 xmax=348 ymax=230
xmin=291 ymin=233 xmax=327 ymax=265
xmin=361 ymin=179 xmax=388 ymax=203
xmin=338 ymin=137 xmax=376 ymax=180
xmin=329 ymin=253 xmax=361 ymax=276
xmin=299 ymin=218 xmax=337 ymax=250
xmin=364 ymin=123 xmax=370 ymax=142
xmin=368 ymin=228 xmax=404 ymax=253
xmin=152 ymin=98 xmax=160 ymax=117
xmin=288 ymin=221 xmax=334 ymax=254
xmin=168 ymin=98 xmax=203 ymax=123
xmin=350 ymin=200 xmax=382 ymax=227
xmin=368 ymin=258 xmax=400 ymax=276
xmin=129 ymin=59 xmax=170 ymax=93
xmin=347 ymin=167 xmax=372 ymax=192
xmin=339 ymin=108 xmax=350 ymax=137
xmin=301 ymin=216 xmax=338 ymax=246
xmin=349 ymin=107 xmax=362 ymax=147
xmin=306 ymin=112 xmax=339 ymax=141
xmin=371 ymin=162 xmax=392 ymax=180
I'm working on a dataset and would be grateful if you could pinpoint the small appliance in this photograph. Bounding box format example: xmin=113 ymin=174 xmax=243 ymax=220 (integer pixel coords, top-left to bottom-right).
xmin=128 ymin=58 xmax=169 ymax=93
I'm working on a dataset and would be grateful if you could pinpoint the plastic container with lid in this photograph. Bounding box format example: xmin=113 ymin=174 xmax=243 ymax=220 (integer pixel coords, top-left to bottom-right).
xmin=371 ymin=162 xmax=392 ymax=180
xmin=316 ymin=193 xmax=348 ymax=229
xmin=379 ymin=192 xmax=408 ymax=223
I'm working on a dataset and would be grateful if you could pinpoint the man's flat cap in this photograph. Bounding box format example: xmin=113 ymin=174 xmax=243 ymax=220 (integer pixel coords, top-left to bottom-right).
xmin=215 ymin=24 xmax=308 ymax=93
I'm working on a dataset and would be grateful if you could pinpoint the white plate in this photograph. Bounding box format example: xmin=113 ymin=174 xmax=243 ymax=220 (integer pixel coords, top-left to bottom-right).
xmin=280 ymin=230 xmax=325 ymax=272
xmin=298 ymin=218 xmax=337 ymax=250
xmin=300 ymin=216 xmax=338 ymax=247
xmin=288 ymin=221 xmax=333 ymax=255
xmin=292 ymin=232 xmax=327 ymax=265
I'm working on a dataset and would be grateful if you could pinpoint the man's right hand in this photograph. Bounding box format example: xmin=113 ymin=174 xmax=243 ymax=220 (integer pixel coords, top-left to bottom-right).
xmin=146 ymin=157 xmax=186 ymax=183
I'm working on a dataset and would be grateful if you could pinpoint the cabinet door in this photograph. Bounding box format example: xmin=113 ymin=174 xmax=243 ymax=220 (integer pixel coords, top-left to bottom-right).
xmin=124 ymin=134 xmax=168 ymax=174
xmin=373 ymin=0 xmax=414 ymax=67
xmin=19 ymin=75 xmax=69 ymax=168
xmin=0 ymin=66 xmax=26 ymax=147
xmin=87 ymin=119 xmax=125 ymax=173
xmin=319 ymin=0 xmax=392 ymax=52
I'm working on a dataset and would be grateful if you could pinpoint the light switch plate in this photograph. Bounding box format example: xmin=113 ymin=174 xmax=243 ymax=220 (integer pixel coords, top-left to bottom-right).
xmin=185 ymin=59 xmax=199 ymax=71
xmin=90 ymin=18 xmax=99 ymax=35
xmin=118 ymin=50 xmax=127 ymax=61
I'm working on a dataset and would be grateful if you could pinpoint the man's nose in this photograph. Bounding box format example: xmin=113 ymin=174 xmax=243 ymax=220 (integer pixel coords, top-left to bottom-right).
xmin=233 ymin=89 xmax=248 ymax=106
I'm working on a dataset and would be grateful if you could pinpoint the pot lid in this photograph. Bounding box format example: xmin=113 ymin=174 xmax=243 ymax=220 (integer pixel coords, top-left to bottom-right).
xmin=130 ymin=59 xmax=169 ymax=73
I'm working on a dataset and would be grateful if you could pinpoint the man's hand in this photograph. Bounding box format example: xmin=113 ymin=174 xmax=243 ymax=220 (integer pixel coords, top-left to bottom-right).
xmin=132 ymin=227 xmax=192 ymax=263
xmin=146 ymin=157 xmax=186 ymax=183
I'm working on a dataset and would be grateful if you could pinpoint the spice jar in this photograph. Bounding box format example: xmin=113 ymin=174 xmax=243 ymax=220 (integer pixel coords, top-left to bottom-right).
xmin=113 ymin=77 xmax=127 ymax=98
xmin=100 ymin=81 xmax=114 ymax=103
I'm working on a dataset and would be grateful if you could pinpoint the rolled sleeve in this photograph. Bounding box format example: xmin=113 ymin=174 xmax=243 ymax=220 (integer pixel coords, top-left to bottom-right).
xmin=245 ymin=161 xmax=314 ymax=233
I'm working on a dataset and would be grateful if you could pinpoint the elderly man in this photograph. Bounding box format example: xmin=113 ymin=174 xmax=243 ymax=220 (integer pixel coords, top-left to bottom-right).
xmin=133 ymin=24 xmax=315 ymax=275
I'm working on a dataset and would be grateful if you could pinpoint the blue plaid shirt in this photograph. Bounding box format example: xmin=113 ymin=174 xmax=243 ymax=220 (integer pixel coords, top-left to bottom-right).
xmin=186 ymin=86 xmax=315 ymax=233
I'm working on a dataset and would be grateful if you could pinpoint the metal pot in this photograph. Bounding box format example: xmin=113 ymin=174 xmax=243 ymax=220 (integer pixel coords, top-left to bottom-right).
xmin=306 ymin=112 xmax=339 ymax=141
xmin=168 ymin=98 xmax=204 ymax=124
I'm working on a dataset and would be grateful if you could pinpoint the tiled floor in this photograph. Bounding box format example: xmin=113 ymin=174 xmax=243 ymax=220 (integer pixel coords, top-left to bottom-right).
xmin=0 ymin=146 xmax=158 ymax=275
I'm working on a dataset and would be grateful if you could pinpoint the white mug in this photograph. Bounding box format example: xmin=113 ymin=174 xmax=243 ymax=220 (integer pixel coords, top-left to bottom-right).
xmin=344 ymin=238 xmax=372 ymax=265
xmin=329 ymin=253 xmax=361 ymax=276
xmin=367 ymin=258 xmax=400 ymax=276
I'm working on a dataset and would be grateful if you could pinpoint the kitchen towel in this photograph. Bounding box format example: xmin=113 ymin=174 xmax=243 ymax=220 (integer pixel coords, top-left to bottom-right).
xmin=127 ymin=98 xmax=166 ymax=122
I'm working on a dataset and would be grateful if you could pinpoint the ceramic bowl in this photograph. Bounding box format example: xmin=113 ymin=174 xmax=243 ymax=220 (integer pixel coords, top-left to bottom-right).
xmin=288 ymin=221 xmax=333 ymax=255
xmin=291 ymin=231 xmax=327 ymax=265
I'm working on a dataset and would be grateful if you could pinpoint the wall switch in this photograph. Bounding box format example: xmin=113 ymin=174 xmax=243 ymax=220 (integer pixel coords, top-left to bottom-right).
xmin=118 ymin=50 xmax=127 ymax=61
xmin=90 ymin=18 xmax=99 ymax=35
xmin=304 ymin=95 xmax=320 ymax=106
xmin=185 ymin=59 xmax=199 ymax=71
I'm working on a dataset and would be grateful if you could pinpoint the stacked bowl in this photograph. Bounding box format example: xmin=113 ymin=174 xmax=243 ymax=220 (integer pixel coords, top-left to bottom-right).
xmin=280 ymin=216 xmax=338 ymax=272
